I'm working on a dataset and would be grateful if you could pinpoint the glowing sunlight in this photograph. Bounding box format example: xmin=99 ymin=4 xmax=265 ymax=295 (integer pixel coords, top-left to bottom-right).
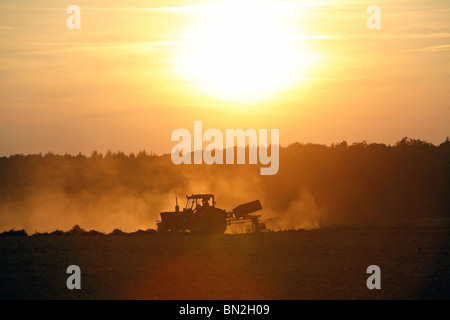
xmin=171 ymin=2 xmax=319 ymax=103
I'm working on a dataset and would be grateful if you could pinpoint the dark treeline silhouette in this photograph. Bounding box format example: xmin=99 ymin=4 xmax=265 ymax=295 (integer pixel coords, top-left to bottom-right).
xmin=0 ymin=137 xmax=449 ymax=232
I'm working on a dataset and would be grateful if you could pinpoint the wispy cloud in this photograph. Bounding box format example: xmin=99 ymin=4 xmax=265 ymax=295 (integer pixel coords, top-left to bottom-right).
xmin=409 ymin=44 xmax=450 ymax=53
xmin=0 ymin=41 xmax=179 ymax=57
xmin=339 ymin=33 xmax=450 ymax=40
xmin=398 ymin=33 xmax=450 ymax=39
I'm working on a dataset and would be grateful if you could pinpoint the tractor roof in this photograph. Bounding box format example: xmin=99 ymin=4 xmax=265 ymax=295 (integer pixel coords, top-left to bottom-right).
xmin=186 ymin=194 xmax=214 ymax=200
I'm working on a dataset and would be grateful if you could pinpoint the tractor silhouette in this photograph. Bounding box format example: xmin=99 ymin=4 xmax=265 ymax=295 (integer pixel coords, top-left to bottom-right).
xmin=156 ymin=194 xmax=266 ymax=234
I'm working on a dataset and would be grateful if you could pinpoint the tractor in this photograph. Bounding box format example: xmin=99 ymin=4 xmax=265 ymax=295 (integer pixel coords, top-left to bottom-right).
xmin=156 ymin=194 xmax=266 ymax=234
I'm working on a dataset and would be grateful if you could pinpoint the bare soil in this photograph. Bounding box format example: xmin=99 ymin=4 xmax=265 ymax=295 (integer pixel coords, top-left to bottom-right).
xmin=1 ymin=221 xmax=449 ymax=300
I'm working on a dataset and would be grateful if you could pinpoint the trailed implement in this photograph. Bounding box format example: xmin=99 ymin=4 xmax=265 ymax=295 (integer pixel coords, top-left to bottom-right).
xmin=156 ymin=194 xmax=265 ymax=234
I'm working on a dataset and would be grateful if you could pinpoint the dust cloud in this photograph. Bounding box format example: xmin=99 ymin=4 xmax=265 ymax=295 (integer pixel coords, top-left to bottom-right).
xmin=1 ymin=139 xmax=448 ymax=233
xmin=0 ymin=189 xmax=176 ymax=234
xmin=273 ymin=191 xmax=321 ymax=230
xmin=0 ymin=157 xmax=317 ymax=234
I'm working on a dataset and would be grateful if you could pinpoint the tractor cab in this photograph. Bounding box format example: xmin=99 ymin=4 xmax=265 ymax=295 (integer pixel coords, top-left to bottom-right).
xmin=185 ymin=194 xmax=215 ymax=213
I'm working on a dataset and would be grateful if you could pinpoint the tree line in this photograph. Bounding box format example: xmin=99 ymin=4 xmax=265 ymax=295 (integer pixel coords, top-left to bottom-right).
xmin=0 ymin=137 xmax=448 ymax=232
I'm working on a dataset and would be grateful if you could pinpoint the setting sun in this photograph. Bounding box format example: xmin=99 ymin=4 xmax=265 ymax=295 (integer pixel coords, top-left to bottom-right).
xmin=171 ymin=2 xmax=319 ymax=102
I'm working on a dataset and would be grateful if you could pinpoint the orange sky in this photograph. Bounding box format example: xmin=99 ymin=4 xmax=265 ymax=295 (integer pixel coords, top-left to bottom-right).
xmin=0 ymin=0 xmax=449 ymax=156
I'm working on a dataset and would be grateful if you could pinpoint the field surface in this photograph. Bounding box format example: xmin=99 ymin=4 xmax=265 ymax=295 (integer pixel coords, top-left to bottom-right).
xmin=1 ymin=221 xmax=449 ymax=300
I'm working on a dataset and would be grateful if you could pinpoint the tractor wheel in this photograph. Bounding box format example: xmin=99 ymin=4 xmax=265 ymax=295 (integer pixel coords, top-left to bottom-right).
xmin=201 ymin=208 xmax=228 ymax=234
xmin=157 ymin=222 xmax=167 ymax=233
